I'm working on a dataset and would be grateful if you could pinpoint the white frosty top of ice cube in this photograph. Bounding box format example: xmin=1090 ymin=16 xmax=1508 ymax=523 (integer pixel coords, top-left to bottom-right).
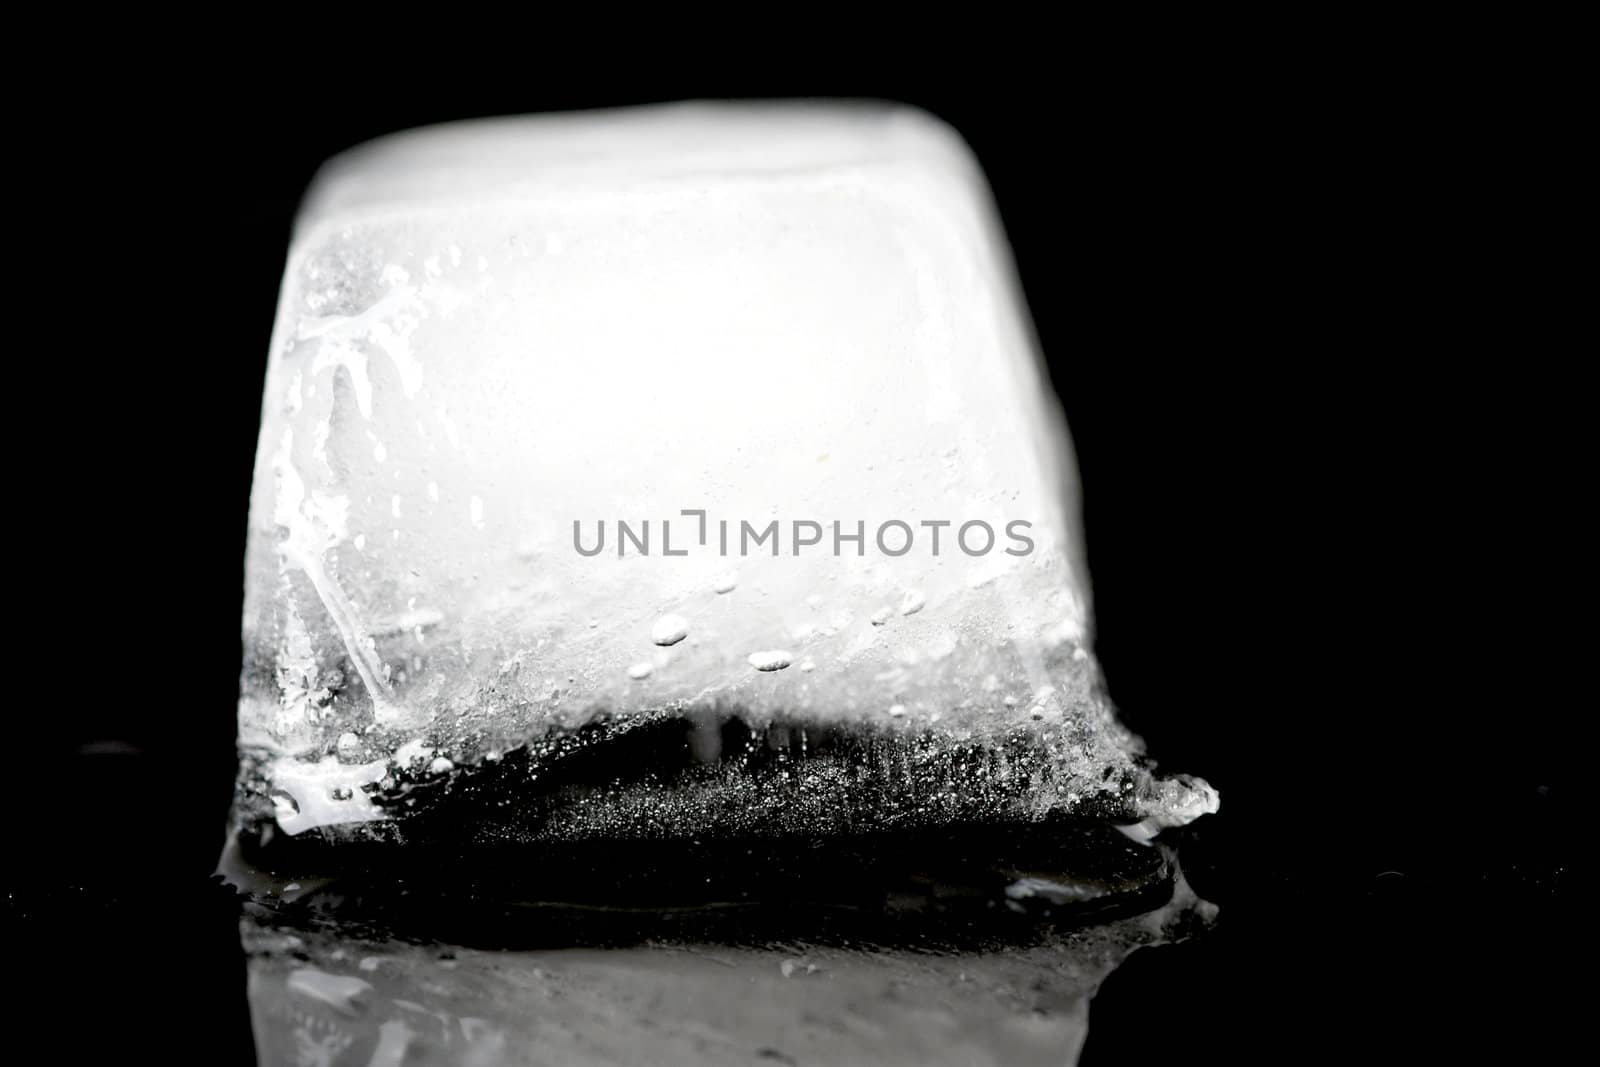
xmin=238 ymin=102 xmax=1154 ymax=834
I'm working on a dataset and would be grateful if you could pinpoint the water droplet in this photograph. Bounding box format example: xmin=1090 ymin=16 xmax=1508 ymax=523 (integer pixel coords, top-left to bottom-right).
xmin=627 ymin=661 xmax=654 ymax=680
xmin=887 ymin=704 xmax=907 ymax=717
xmin=799 ymin=660 xmax=816 ymax=672
xmin=428 ymin=757 xmax=455 ymax=775
xmin=870 ymin=607 xmax=893 ymax=626
xmin=713 ymin=572 xmax=738 ymax=594
xmin=651 ymin=613 xmax=689 ymax=646
xmin=748 ymin=650 xmax=792 ymax=672
xmin=899 ymin=590 xmax=926 ymax=616
xmin=336 ymin=732 xmax=362 ymax=760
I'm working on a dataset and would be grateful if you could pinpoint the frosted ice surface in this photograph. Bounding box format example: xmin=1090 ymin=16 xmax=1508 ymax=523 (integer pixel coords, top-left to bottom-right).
xmin=234 ymin=102 xmax=1217 ymax=840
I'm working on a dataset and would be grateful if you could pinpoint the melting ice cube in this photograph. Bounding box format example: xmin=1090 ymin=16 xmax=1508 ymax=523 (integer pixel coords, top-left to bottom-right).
xmin=231 ymin=102 xmax=1216 ymax=844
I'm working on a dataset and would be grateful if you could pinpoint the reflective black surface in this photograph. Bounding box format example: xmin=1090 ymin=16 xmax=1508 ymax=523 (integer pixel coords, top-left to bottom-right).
xmin=14 ymin=40 xmax=1581 ymax=1065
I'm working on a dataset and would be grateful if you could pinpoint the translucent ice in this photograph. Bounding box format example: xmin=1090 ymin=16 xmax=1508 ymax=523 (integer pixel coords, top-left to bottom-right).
xmin=232 ymin=102 xmax=1216 ymax=843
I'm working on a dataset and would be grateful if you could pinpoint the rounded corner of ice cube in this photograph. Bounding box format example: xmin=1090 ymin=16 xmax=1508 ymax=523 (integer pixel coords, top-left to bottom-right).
xmin=876 ymin=101 xmax=986 ymax=166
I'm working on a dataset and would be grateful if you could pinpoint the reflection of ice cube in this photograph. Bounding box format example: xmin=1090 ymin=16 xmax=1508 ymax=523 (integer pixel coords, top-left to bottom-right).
xmin=234 ymin=103 xmax=1216 ymax=839
xmin=240 ymin=875 xmax=1214 ymax=1067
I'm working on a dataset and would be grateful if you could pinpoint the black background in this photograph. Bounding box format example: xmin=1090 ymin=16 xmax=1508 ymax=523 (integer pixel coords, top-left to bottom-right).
xmin=13 ymin=43 xmax=1579 ymax=1063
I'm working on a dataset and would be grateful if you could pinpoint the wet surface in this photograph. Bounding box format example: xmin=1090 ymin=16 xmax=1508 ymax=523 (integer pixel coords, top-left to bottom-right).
xmin=223 ymin=816 xmax=1213 ymax=1065
xmin=11 ymin=750 xmax=1578 ymax=1065
xmin=237 ymin=895 xmax=1201 ymax=1067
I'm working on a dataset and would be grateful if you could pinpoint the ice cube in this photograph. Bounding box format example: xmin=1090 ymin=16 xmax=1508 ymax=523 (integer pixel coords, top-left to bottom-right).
xmin=232 ymin=102 xmax=1216 ymax=841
